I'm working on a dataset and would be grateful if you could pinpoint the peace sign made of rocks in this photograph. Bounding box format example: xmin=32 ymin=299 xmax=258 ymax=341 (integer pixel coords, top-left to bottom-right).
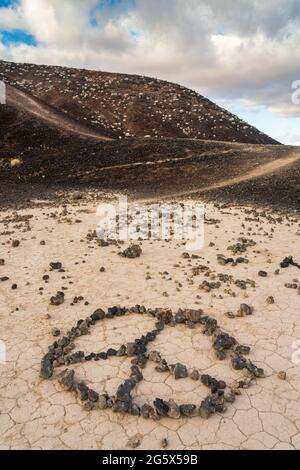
xmin=40 ymin=306 xmax=265 ymax=421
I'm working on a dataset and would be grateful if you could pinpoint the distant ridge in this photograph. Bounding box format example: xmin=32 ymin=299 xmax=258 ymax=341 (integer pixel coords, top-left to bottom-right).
xmin=0 ymin=59 xmax=279 ymax=145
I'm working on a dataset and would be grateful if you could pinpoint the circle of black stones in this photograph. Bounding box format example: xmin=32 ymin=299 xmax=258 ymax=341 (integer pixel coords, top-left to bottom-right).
xmin=40 ymin=306 xmax=265 ymax=420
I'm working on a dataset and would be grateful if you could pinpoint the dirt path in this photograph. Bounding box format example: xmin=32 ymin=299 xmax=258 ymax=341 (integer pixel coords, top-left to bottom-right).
xmin=193 ymin=153 xmax=299 ymax=192
xmin=135 ymin=152 xmax=300 ymax=203
xmin=6 ymin=84 xmax=113 ymax=142
xmin=77 ymin=145 xmax=297 ymax=190
xmin=83 ymin=148 xmax=232 ymax=173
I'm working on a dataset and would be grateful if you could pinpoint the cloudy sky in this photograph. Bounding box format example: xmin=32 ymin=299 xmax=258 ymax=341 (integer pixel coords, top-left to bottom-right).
xmin=0 ymin=0 xmax=300 ymax=144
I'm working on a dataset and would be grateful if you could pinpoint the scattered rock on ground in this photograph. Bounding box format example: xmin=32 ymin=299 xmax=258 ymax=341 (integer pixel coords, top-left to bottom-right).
xmin=120 ymin=245 xmax=142 ymax=259
xmin=50 ymin=291 xmax=65 ymax=306
xmin=278 ymin=371 xmax=287 ymax=381
xmin=173 ymin=363 xmax=188 ymax=380
xmin=237 ymin=304 xmax=254 ymax=317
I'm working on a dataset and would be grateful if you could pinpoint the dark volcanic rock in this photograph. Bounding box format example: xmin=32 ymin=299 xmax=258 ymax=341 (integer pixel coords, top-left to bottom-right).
xmin=180 ymin=404 xmax=197 ymax=417
xmin=96 ymin=352 xmax=108 ymax=360
xmin=121 ymin=245 xmax=142 ymax=259
xmin=67 ymin=351 xmax=85 ymax=364
xmin=50 ymin=291 xmax=65 ymax=306
xmin=213 ymin=332 xmax=236 ymax=352
xmin=190 ymin=369 xmax=200 ymax=381
xmin=278 ymin=371 xmax=287 ymax=381
xmin=116 ymin=345 xmax=127 ymax=357
xmin=77 ymin=382 xmax=89 ymax=401
xmin=175 ymin=310 xmax=186 ymax=324
xmin=156 ymin=309 xmax=173 ymax=324
xmin=51 ymin=328 xmax=61 ymax=337
xmin=238 ymin=304 xmax=254 ymax=316
xmin=88 ymin=389 xmax=99 ymax=403
xmin=117 ymin=379 xmax=135 ymax=403
xmin=148 ymin=351 xmax=162 ymax=363
xmin=78 ymin=321 xmax=90 ymax=335
xmin=203 ymin=317 xmax=218 ymax=335
xmin=258 ymin=271 xmax=268 ymax=278
xmin=154 ymin=398 xmax=170 ymax=416
xmin=50 ymin=261 xmax=62 ymax=270
xmin=155 ymin=360 xmax=169 ymax=373
xmin=161 ymin=438 xmax=169 ymax=449
xmin=134 ymin=354 xmax=148 ymax=369
xmin=129 ymin=403 xmax=140 ymax=416
xmin=126 ymin=343 xmax=137 ymax=356
xmin=184 ymin=309 xmax=203 ymax=323
xmin=167 ymin=400 xmax=181 ymax=419
xmin=234 ymin=345 xmax=251 ymax=355
xmin=173 ymin=363 xmax=188 ymax=380
xmin=199 ymin=396 xmax=215 ymax=420
xmin=141 ymin=404 xmax=156 ymax=419
xmin=215 ymin=350 xmax=227 ymax=361
xmin=98 ymin=395 xmax=108 ymax=410
xmin=231 ymin=356 xmax=248 ymax=371
xmin=280 ymin=257 xmax=300 ymax=269
xmin=40 ymin=352 xmax=55 ymax=379
xmin=91 ymin=309 xmax=106 ymax=321
xmin=58 ymin=369 xmax=75 ymax=391
xmin=246 ymin=361 xmax=265 ymax=378
xmin=107 ymin=348 xmax=118 ymax=357
xmin=130 ymin=366 xmax=143 ymax=383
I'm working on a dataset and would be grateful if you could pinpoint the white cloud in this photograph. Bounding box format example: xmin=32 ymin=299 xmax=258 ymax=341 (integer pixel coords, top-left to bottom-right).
xmin=276 ymin=129 xmax=300 ymax=146
xmin=0 ymin=7 xmax=23 ymax=30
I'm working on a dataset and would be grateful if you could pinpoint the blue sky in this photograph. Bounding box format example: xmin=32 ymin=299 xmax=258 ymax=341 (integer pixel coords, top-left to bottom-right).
xmin=0 ymin=0 xmax=15 ymax=6
xmin=0 ymin=29 xmax=37 ymax=46
xmin=0 ymin=0 xmax=36 ymax=44
xmin=220 ymin=102 xmax=300 ymax=146
xmin=0 ymin=0 xmax=299 ymax=145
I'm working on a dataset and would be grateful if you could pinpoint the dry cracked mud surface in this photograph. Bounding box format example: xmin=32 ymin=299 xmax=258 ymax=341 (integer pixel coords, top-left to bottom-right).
xmin=0 ymin=197 xmax=300 ymax=450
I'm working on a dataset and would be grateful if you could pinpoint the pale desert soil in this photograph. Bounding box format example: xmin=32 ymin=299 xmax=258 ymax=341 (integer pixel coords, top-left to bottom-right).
xmin=0 ymin=196 xmax=300 ymax=450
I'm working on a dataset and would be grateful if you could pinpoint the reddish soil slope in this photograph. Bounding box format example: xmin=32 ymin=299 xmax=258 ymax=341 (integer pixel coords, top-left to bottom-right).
xmin=0 ymin=59 xmax=279 ymax=144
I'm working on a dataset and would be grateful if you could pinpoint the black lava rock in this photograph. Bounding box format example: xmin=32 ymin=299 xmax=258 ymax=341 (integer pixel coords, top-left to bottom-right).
xmin=180 ymin=404 xmax=197 ymax=417
xmin=141 ymin=404 xmax=156 ymax=419
xmin=77 ymin=383 xmax=89 ymax=401
xmin=154 ymin=398 xmax=170 ymax=416
xmin=280 ymin=257 xmax=300 ymax=269
xmin=50 ymin=291 xmax=65 ymax=306
xmin=173 ymin=363 xmax=188 ymax=380
xmin=117 ymin=379 xmax=135 ymax=402
xmin=213 ymin=332 xmax=236 ymax=352
xmin=91 ymin=309 xmax=106 ymax=321
xmin=50 ymin=262 xmax=62 ymax=270
xmin=40 ymin=352 xmax=55 ymax=379
xmin=121 ymin=245 xmax=142 ymax=259
xmin=258 ymin=271 xmax=268 ymax=278
xmin=232 ymin=356 xmax=248 ymax=371
xmin=58 ymin=369 xmax=75 ymax=391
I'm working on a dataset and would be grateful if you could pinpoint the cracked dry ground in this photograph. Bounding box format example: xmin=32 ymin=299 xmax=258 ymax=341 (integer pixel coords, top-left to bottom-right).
xmin=0 ymin=198 xmax=300 ymax=450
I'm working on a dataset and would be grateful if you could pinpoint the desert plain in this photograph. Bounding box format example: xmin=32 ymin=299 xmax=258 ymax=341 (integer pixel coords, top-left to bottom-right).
xmin=0 ymin=193 xmax=299 ymax=450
